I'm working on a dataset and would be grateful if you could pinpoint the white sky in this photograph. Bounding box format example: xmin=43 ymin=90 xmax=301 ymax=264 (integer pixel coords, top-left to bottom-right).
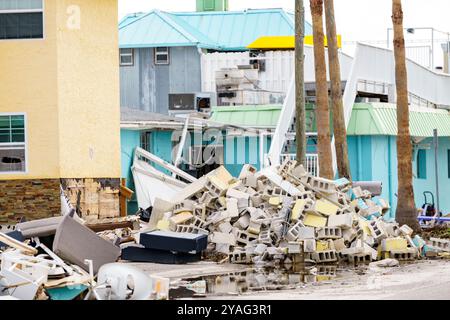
xmin=119 ymin=0 xmax=450 ymax=66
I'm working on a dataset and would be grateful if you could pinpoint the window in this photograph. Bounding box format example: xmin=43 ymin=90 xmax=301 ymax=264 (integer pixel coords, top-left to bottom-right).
xmin=120 ymin=48 xmax=134 ymax=66
xmin=417 ymin=149 xmax=427 ymax=179
xmin=0 ymin=0 xmax=44 ymax=40
xmin=0 ymin=114 xmax=26 ymax=173
xmin=154 ymin=47 xmax=170 ymax=65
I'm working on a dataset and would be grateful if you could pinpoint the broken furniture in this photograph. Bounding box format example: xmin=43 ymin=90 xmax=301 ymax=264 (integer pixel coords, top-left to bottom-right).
xmin=52 ymin=215 xmax=121 ymax=274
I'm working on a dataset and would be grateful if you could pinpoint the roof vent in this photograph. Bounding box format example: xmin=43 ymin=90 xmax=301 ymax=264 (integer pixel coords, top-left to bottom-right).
xmin=196 ymin=0 xmax=228 ymax=12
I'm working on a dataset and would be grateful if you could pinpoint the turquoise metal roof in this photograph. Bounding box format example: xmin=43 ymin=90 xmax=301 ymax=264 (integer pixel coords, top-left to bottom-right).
xmin=119 ymin=8 xmax=313 ymax=51
xmin=210 ymin=105 xmax=282 ymax=128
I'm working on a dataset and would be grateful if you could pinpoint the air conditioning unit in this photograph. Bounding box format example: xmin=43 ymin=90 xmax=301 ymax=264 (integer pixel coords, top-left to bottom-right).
xmin=168 ymin=92 xmax=215 ymax=115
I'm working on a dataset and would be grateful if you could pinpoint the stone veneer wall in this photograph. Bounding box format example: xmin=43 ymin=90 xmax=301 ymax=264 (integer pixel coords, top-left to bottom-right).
xmin=0 ymin=179 xmax=60 ymax=224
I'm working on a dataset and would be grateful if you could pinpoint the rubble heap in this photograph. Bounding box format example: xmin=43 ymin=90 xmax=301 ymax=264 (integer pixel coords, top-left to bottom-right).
xmin=154 ymin=161 xmax=424 ymax=265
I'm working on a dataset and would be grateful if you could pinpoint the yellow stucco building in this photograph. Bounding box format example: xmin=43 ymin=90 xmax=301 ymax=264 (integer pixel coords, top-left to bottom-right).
xmin=0 ymin=0 xmax=121 ymax=222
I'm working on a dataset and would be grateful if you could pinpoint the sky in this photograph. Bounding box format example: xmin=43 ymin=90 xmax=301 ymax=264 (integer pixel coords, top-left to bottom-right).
xmin=118 ymin=0 xmax=450 ymax=67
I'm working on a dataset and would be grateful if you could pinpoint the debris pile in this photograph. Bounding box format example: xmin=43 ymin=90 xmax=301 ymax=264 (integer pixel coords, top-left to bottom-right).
xmin=152 ymin=161 xmax=429 ymax=265
xmin=0 ymin=213 xmax=170 ymax=300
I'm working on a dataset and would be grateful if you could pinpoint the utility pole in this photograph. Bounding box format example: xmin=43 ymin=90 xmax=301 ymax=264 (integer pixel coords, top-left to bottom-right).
xmin=295 ymin=0 xmax=306 ymax=164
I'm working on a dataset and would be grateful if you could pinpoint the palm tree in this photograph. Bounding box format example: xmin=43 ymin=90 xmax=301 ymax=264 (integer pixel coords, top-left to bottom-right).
xmin=392 ymin=0 xmax=420 ymax=230
xmin=310 ymin=0 xmax=333 ymax=179
xmin=295 ymin=0 xmax=306 ymax=164
xmin=324 ymin=0 xmax=352 ymax=180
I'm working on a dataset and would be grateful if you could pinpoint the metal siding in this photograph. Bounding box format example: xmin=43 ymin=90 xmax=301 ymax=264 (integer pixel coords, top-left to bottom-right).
xmin=155 ymin=62 xmax=170 ymax=114
xmin=139 ymin=48 xmax=157 ymax=112
xmin=169 ymin=47 xmax=202 ymax=94
xmin=120 ymin=49 xmax=140 ymax=109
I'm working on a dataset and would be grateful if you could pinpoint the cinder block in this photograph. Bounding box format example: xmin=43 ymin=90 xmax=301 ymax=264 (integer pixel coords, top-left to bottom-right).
xmin=216 ymin=243 xmax=231 ymax=255
xmin=303 ymin=239 xmax=316 ymax=253
xmin=169 ymin=212 xmax=193 ymax=230
xmin=218 ymin=222 xmax=233 ymax=234
xmin=254 ymin=243 xmax=268 ymax=255
xmin=211 ymin=232 xmax=236 ymax=245
xmin=287 ymin=242 xmax=302 ymax=254
xmin=429 ymin=238 xmax=450 ymax=252
xmin=297 ymin=226 xmax=315 ymax=240
xmin=173 ymin=200 xmax=197 ymax=214
xmin=316 ymin=240 xmax=329 ymax=252
xmin=291 ymin=164 xmax=307 ymax=178
xmin=314 ymin=199 xmax=339 ymax=216
xmin=399 ymin=224 xmax=414 ymax=237
xmin=258 ymin=229 xmax=274 ymax=245
xmin=227 ymin=188 xmax=250 ymax=200
xmin=327 ymin=213 xmax=353 ymax=229
xmin=303 ymin=213 xmax=328 ymax=228
xmin=368 ymin=220 xmax=388 ymax=242
xmin=225 ymin=198 xmax=239 ymax=218
xmin=316 ymin=227 xmax=342 ymax=240
xmin=381 ymin=237 xmax=408 ymax=251
xmin=239 ymin=164 xmax=257 ymax=180
xmin=291 ymin=199 xmax=306 ymax=222
xmin=333 ymin=238 xmax=347 ymax=252
xmin=235 ymin=230 xmax=258 ymax=246
xmin=206 ymin=176 xmax=228 ymax=197
xmin=312 ymin=250 xmax=338 ymax=263
xmin=304 ymin=176 xmax=337 ymax=194
xmin=269 ymin=197 xmax=281 ymax=206
xmin=390 ymin=248 xmax=417 ymax=261
xmin=234 ymin=214 xmax=250 ymax=230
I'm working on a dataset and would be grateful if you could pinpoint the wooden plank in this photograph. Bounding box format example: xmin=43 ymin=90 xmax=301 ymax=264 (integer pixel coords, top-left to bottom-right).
xmin=0 ymin=232 xmax=38 ymax=255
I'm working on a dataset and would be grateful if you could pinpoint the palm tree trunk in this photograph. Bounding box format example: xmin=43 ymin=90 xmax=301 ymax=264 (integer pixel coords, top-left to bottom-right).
xmin=310 ymin=0 xmax=333 ymax=179
xmin=324 ymin=0 xmax=352 ymax=180
xmin=295 ymin=0 xmax=306 ymax=164
xmin=392 ymin=0 xmax=420 ymax=230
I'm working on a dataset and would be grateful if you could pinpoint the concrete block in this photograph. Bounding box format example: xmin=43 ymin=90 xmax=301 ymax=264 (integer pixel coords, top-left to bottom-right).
xmin=384 ymin=223 xmax=400 ymax=237
xmin=192 ymin=216 xmax=207 ymax=229
xmin=239 ymin=164 xmax=257 ymax=180
xmin=303 ymin=239 xmax=316 ymax=253
xmin=291 ymin=199 xmax=306 ymax=222
xmin=291 ymin=165 xmax=307 ymax=178
xmin=368 ymin=220 xmax=388 ymax=242
xmin=235 ymin=230 xmax=258 ymax=246
xmin=250 ymin=193 xmax=264 ymax=207
xmin=156 ymin=219 xmax=170 ymax=231
xmin=245 ymin=174 xmax=258 ymax=188
xmin=348 ymin=253 xmax=372 ymax=264
xmin=316 ymin=240 xmax=329 ymax=252
xmin=399 ymin=224 xmax=414 ymax=237
xmin=285 ymin=221 xmax=304 ymax=242
xmin=429 ymin=238 xmax=450 ymax=252
xmin=381 ymin=237 xmax=408 ymax=251
xmin=254 ymin=243 xmax=268 ymax=255
xmin=211 ymin=232 xmax=236 ymax=246
xmin=216 ymin=243 xmax=231 ymax=255
xmin=173 ymin=200 xmax=196 ymax=214
xmin=314 ymin=199 xmax=339 ymax=216
xmin=287 ymin=242 xmax=302 ymax=254
xmin=229 ymin=250 xmax=250 ymax=264
xmin=225 ymin=198 xmax=239 ymax=218
xmin=333 ymin=238 xmax=347 ymax=252
xmin=218 ymin=222 xmax=233 ymax=234
xmin=390 ymin=248 xmax=417 ymax=261
xmin=312 ymin=250 xmax=338 ymax=263
xmin=169 ymin=212 xmax=193 ymax=230
xmin=303 ymin=213 xmax=328 ymax=228
xmin=297 ymin=226 xmax=316 ymax=240
xmin=205 ymin=176 xmax=228 ymax=197
xmin=304 ymin=176 xmax=336 ymax=194
xmin=327 ymin=213 xmax=353 ymax=229
xmin=258 ymin=229 xmax=274 ymax=245
xmin=248 ymin=220 xmax=262 ymax=235
xmin=316 ymin=227 xmax=342 ymax=240
xmin=226 ymin=188 xmax=250 ymax=200
xmin=269 ymin=197 xmax=281 ymax=206
xmin=175 ymin=225 xmax=209 ymax=235
xmin=234 ymin=214 xmax=250 ymax=230
xmin=363 ymin=243 xmax=378 ymax=260
xmin=266 ymin=246 xmax=282 ymax=255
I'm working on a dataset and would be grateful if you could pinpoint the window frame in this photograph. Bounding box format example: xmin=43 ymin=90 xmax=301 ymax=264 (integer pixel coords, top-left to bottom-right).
xmin=119 ymin=48 xmax=134 ymax=67
xmin=0 ymin=0 xmax=45 ymax=41
xmin=154 ymin=47 xmax=170 ymax=65
xmin=0 ymin=112 xmax=28 ymax=174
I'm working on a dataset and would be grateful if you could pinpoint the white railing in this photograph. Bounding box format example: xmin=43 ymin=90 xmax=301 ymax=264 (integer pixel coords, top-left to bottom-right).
xmin=280 ymin=153 xmax=319 ymax=177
